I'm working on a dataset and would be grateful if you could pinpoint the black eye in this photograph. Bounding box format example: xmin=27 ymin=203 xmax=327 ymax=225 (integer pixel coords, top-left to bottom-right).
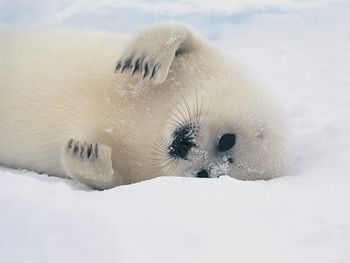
xmin=168 ymin=124 xmax=197 ymax=159
xmin=218 ymin=133 xmax=236 ymax=152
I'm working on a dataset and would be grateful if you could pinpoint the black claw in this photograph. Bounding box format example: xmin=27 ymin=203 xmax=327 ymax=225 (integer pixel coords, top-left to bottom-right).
xmin=87 ymin=144 xmax=92 ymax=158
xmin=126 ymin=57 xmax=133 ymax=67
xmin=80 ymin=146 xmax=85 ymax=158
xmin=73 ymin=144 xmax=79 ymax=154
xmin=115 ymin=61 xmax=122 ymax=73
xmin=143 ymin=63 xmax=149 ymax=78
xmin=68 ymin=139 xmax=73 ymax=149
xmin=150 ymin=64 xmax=157 ymax=79
xmin=132 ymin=58 xmax=141 ymax=75
xmin=95 ymin=143 xmax=99 ymax=158
xmin=121 ymin=57 xmax=133 ymax=73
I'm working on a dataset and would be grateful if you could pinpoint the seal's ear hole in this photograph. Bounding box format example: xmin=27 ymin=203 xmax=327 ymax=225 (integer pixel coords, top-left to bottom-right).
xmin=218 ymin=133 xmax=236 ymax=152
xmin=257 ymin=128 xmax=264 ymax=140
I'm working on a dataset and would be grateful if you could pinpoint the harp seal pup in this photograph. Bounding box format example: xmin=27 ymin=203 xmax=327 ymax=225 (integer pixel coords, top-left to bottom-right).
xmin=0 ymin=24 xmax=286 ymax=189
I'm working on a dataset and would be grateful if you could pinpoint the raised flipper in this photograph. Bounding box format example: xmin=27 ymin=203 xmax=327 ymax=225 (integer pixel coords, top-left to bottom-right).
xmin=61 ymin=139 xmax=118 ymax=190
xmin=115 ymin=24 xmax=203 ymax=84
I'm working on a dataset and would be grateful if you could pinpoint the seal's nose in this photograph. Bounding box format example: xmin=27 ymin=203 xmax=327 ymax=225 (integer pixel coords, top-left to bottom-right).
xmin=196 ymin=169 xmax=209 ymax=178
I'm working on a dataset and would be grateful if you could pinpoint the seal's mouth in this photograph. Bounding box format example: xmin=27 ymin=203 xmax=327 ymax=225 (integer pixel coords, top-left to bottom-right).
xmin=192 ymin=156 xmax=232 ymax=178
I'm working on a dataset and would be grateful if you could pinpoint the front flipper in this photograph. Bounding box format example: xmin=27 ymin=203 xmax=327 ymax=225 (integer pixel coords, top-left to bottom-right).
xmin=61 ymin=139 xmax=118 ymax=190
xmin=115 ymin=24 xmax=202 ymax=84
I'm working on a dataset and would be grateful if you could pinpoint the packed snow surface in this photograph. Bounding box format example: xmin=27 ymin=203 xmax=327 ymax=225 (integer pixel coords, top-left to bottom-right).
xmin=1 ymin=1 xmax=350 ymax=262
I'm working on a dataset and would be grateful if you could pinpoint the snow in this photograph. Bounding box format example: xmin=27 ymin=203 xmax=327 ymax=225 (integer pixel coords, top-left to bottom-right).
xmin=1 ymin=1 xmax=350 ymax=262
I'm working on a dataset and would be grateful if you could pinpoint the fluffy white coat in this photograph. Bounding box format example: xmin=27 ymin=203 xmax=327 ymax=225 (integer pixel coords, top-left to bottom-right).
xmin=0 ymin=24 xmax=286 ymax=189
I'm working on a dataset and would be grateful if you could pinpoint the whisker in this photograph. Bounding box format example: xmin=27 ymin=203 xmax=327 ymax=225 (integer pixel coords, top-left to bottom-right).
xmin=171 ymin=112 xmax=187 ymax=127
xmin=174 ymin=104 xmax=189 ymax=125
xmin=181 ymin=94 xmax=193 ymax=124
xmin=194 ymin=89 xmax=199 ymax=124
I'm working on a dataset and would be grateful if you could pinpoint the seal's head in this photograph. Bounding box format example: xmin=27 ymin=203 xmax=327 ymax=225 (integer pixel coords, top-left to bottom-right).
xmin=152 ymin=79 xmax=286 ymax=180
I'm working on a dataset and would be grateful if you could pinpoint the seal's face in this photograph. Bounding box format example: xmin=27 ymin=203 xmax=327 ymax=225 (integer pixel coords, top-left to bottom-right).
xmin=152 ymin=87 xmax=286 ymax=181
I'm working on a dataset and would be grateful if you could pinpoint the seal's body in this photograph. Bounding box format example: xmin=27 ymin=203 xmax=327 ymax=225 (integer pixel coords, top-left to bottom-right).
xmin=0 ymin=24 xmax=286 ymax=189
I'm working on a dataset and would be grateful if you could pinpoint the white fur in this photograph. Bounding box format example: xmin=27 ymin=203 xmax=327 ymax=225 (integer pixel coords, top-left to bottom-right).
xmin=0 ymin=24 xmax=286 ymax=189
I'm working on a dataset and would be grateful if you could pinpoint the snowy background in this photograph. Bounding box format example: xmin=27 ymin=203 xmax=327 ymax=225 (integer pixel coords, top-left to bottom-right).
xmin=1 ymin=0 xmax=350 ymax=262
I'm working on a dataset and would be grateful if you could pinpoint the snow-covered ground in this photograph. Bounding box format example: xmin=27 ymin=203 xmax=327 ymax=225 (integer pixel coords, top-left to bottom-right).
xmin=1 ymin=1 xmax=350 ymax=262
